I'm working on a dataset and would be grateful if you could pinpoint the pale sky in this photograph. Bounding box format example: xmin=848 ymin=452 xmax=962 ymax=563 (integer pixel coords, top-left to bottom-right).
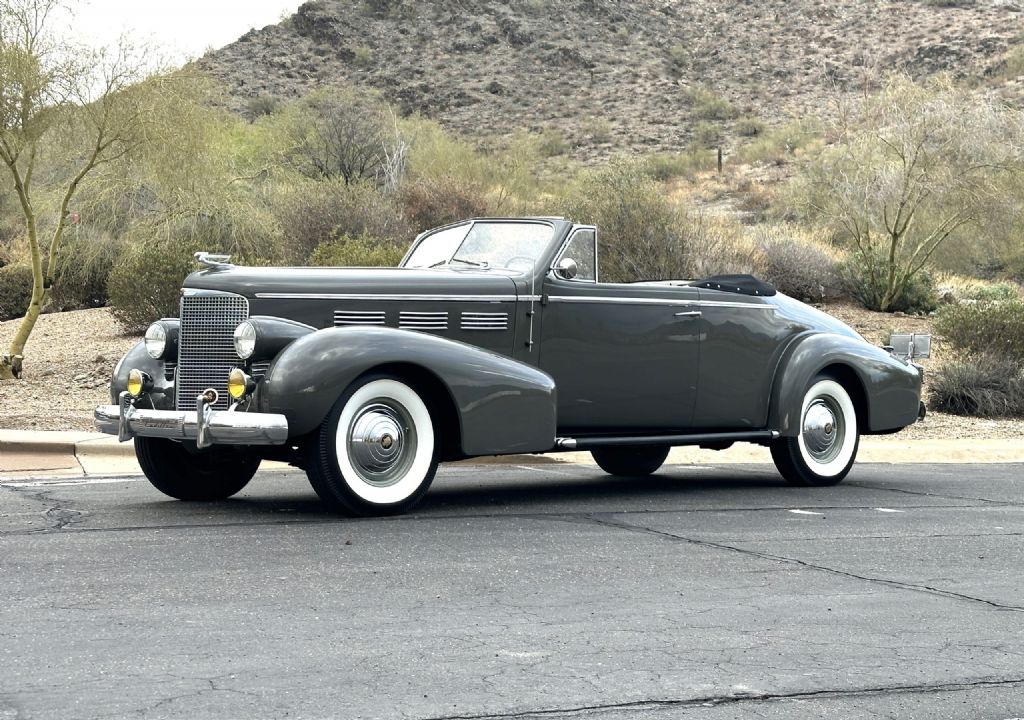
xmin=57 ymin=0 xmax=306 ymax=66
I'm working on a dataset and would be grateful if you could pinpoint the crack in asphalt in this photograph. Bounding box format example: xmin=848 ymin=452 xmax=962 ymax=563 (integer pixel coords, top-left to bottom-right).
xmin=0 ymin=498 xmax=1021 ymax=539
xmin=581 ymin=515 xmax=1024 ymax=613
xmin=417 ymin=677 xmax=1024 ymax=719
xmin=846 ymin=481 xmax=1023 ymax=507
xmin=0 ymin=484 xmax=84 ymax=533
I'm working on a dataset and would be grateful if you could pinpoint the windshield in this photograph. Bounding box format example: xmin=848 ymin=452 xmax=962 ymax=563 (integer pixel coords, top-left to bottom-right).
xmin=402 ymin=221 xmax=555 ymax=273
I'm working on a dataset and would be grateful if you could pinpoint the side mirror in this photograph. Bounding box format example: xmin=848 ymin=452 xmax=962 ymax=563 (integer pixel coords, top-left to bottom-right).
xmin=553 ymin=257 xmax=578 ymax=280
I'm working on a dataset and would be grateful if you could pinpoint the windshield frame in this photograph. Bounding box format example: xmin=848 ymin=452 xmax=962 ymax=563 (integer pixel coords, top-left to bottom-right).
xmin=400 ymin=218 xmax=558 ymax=273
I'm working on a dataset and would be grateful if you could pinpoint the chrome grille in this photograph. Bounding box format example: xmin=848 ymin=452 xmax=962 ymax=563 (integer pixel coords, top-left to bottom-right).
xmin=162 ymin=360 xmax=177 ymax=382
xmin=461 ymin=312 xmax=509 ymax=331
xmin=175 ymin=293 xmax=249 ymax=411
xmin=335 ymin=310 xmax=386 ymax=326
xmin=399 ymin=311 xmax=448 ymax=331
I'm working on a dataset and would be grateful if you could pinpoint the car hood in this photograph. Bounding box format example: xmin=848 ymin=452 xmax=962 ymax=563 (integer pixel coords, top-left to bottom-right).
xmin=183 ymin=265 xmax=521 ymax=300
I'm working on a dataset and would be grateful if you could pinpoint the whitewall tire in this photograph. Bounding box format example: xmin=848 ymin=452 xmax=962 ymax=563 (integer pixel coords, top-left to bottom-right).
xmin=771 ymin=377 xmax=859 ymax=486
xmin=307 ymin=375 xmax=438 ymax=515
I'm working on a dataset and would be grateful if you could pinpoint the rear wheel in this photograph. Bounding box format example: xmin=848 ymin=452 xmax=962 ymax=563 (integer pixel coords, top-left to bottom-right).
xmin=591 ymin=444 xmax=670 ymax=477
xmin=135 ymin=437 xmax=261 ymax=501
xmin=771 ymin=377 xmax=859 ymax=486
xmin=306 ymin=375 xmax=439 ymax=516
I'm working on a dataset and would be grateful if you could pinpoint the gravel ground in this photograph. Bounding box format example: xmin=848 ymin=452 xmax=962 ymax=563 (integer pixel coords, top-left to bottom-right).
xmin=0 ymin=308 xmax=136 ymax=431
xmin=1 ymin=306 xmax=1021 ymax=439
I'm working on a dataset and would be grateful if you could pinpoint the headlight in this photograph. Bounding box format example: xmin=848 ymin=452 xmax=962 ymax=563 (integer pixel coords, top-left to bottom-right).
xmin=227 ymin=368 xmax=255 ymax=400
xmin=144 ymin=322 xmax=167 ymax=359
xmin=233 ymin=321 xmax=257 ymax=360
xmin=126 ymin=369 xmax=153 ymax=398
xmin=143 ymin=320 xmax=178 ymax=359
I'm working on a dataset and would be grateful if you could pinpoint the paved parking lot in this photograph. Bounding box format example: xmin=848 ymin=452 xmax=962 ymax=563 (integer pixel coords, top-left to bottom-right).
xmin=1 ymin=462 xmax=1022 ymax=719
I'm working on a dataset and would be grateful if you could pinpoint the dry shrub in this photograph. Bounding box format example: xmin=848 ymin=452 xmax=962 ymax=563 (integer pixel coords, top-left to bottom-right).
xmin=838 ymin=251 xmax=938 ymax=314
xmin=929 ymin=354 xmax=1024 ymax=418
xmin=935 ymin=300 xmax=1024 ymax=362
xmin=0 ymin=263 xmax=33 ymax=321
xmin=271 ymin=179 xmax=408 ymax=262
xmin=50 ymin=231 xmax=125 ymax=310
xmin=754 ymin=226 xmax=845 ymax=302
xmin=399 ymin=175 xmax=491 ymax=234
xmin=307 ymin=234 xmax=405 ymax=267
xmin=560 ymin=159 xmax=749 ymax=282
xmin=107 ymin=240 xmax=200 ymax=333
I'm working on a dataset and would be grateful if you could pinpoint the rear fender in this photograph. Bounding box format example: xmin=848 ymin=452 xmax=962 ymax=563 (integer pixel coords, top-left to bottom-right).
xmin=261 ymin=326 xmax=557 ymax=455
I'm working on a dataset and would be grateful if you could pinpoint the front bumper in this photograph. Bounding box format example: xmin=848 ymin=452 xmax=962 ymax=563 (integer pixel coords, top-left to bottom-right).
xmin=95 ymin=392 xmax=288 ymax=448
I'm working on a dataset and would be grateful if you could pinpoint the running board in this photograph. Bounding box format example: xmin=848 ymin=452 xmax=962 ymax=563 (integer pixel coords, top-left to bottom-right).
xmin=555 ymin=430 xmax=780 ymax=450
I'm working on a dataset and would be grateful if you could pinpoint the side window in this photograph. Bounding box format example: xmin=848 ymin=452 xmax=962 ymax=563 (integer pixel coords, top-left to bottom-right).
xmin=559 ymin=229 xmax=597 ymax=282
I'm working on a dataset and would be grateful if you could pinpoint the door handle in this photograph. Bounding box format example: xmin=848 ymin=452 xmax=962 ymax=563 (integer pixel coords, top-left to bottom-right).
xmin=674 ymin=311 xmax=701 ymax=318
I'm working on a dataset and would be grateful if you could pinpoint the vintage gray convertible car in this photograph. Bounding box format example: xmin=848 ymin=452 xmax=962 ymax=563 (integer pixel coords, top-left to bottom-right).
xmin=96 ymin=218 xmax=924 ymax=515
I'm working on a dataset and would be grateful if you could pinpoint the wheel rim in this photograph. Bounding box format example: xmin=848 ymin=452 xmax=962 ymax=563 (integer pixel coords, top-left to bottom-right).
xmin=347 ymin=401 xmax=416 ymax=487
xmin=802 ymin=397 xmax=845 ymax=465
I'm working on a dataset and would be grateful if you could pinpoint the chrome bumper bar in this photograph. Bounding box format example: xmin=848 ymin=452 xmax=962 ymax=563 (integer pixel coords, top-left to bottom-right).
xmin=95 ymin=392 xmax=288 ymax=448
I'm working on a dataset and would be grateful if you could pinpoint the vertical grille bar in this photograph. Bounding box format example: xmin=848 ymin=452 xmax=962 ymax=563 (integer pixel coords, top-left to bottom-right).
xmin=175 ymin=293 xmax=249 ymax=411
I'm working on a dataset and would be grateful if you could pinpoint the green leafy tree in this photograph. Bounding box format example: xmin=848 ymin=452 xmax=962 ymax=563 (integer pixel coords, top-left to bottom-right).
xmin=0 ymin=0 xmax=155 ymax=378
xmin=797 ymin=76 xmax=1023 ymax=312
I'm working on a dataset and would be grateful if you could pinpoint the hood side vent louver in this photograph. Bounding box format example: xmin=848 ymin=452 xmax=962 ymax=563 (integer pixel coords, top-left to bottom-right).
xmin=335 ymin=310 xmax=386 ymax=326
xmin=461 ymin=312 xmax=509 ymax=331
xmin=399 ymin=311 xmax=448 ymax=331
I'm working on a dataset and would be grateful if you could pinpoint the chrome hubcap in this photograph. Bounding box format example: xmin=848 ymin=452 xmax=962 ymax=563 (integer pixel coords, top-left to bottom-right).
xmin=348 ymin=402 xmax=415 ymax=486
xmin=803 ymin=398 xmax=844 ymax=464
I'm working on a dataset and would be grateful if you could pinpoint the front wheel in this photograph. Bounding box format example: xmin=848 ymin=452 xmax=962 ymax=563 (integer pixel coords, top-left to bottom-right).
xmin=771 ymin=377 xmax=859 ymax=486
xmin=591 ymin=444 xmax=670 ymax=477
xmin=135 ymin=437 xmax=261 ymax=501
xmin=306 ymin=375 xmax=439 ymax=516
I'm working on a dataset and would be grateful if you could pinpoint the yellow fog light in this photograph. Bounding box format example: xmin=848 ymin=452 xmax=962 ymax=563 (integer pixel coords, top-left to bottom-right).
xmin=126 ymin=369 xmax=153 ymax=398
xmin=227 ymin=368 xmax=254 ymax=400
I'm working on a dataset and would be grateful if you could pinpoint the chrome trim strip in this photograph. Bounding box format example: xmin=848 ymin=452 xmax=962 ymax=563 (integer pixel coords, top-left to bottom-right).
xmin=699 ymin=300 xmax=776 ymax=310
xmin=461 ymin=311 xmax=509 ymax=331
xmin=547 ymin=295 xmax=694 ymax=306
xmin=334 ymin=310 xmax=386 ymax=326
xmin=257 ymin=293 xmax=518 ymax=302
xmin=547 ymin=296 xmax=774 ymax=310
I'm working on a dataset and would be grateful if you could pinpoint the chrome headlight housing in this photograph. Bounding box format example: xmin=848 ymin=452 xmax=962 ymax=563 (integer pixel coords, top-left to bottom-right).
xmin=144 ymin=320 xmax=179 ymax=360
xmin=233 ymin=320 xmax=257 ymax=360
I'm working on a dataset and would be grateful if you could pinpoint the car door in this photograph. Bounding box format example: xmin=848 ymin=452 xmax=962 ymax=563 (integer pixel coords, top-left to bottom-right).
xmin=537 ymin=227 xmax=701 ymax=433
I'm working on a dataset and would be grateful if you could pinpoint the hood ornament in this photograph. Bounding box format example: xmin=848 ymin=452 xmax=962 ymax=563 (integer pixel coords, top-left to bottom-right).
xmin=194 ymin=252 xmax=233 ymax=270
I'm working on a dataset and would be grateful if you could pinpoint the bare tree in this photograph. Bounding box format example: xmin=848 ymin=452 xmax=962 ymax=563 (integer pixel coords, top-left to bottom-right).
xmin=289 ymin=86 xmax=397 ymax=186
xmin=0 ymin=0 xmax=154 ymax=378
xmin=802 ymin=76 xmax=1023 ymax=312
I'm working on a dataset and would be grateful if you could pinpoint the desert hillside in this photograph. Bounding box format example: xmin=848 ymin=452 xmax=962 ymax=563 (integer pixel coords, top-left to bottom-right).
xmin=197 ymin=0 xmax=1024 ymax=158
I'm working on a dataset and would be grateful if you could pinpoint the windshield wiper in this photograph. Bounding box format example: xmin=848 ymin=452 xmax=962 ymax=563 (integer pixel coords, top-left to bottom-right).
xmin=427 ymin=257 xmax=488 ymax=269
xmin=451 ymin=257 xmax=487 ymax=268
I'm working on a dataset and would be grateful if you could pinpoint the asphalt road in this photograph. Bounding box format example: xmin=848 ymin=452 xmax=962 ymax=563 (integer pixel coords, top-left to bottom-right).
xmin=1 ymin=461 xmax=1022 ymax=720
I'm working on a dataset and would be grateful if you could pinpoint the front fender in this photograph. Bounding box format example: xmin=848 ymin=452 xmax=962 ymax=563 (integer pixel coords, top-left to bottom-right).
xmin=768 ymin=333 xmax=922 ymax=436
xmin=261 ymin=327 xmax=557 ymax=455
xmin=109 ymin=341 xmax=175 ymax=410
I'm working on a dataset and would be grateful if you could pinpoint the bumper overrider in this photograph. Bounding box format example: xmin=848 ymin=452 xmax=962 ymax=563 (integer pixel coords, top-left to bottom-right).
xmin=95 ymin=391 xmax=288 ymax=449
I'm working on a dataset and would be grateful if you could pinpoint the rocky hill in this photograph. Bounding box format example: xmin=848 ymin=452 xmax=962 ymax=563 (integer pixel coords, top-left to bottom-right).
xmin=197 ymin=0 xmax=1024 ymax=158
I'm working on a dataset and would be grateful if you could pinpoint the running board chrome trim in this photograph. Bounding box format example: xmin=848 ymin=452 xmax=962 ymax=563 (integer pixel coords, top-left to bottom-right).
xmin=555 ymin=431 xmax=779 ymax=450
